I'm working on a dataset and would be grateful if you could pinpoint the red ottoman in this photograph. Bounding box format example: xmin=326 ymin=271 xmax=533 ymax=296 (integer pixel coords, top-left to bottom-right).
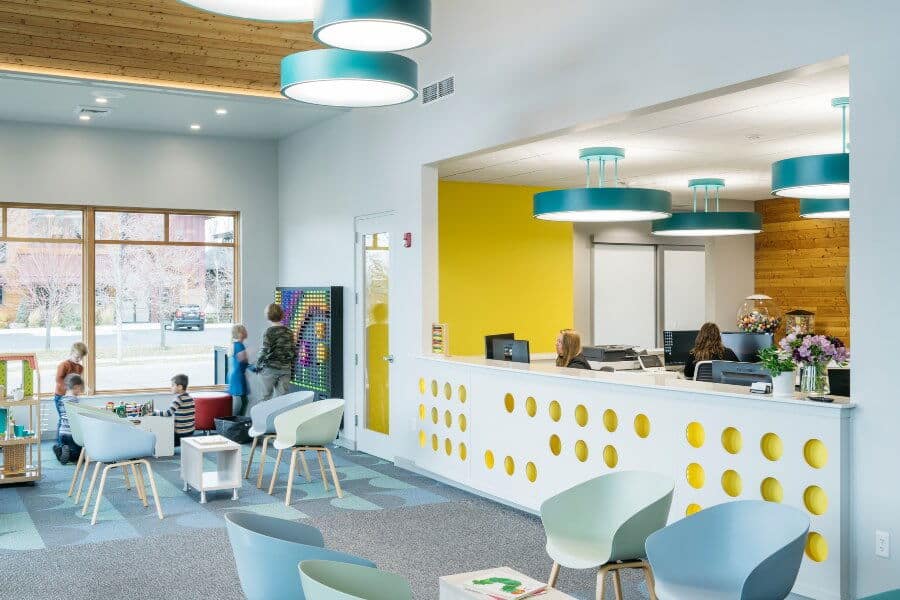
xmin=193 ymin=391 xmax=233 ymax=432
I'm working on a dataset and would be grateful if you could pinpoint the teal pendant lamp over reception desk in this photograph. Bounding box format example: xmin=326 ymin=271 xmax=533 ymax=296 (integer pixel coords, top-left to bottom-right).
xmin=652 ymin=178 xmax=762 ymax=236
xmin=177 ymin=0 xmax=314 ymax=21
xmin=314 ymin=0 xmax=432 ymax=51
xmin=534 ymin=148 xmax=672 ymax=222
xmin=800 ymin=197 xmax=850 ymax=219
xmin=771 ymin=97 xmax=850 ymax=200
xmin=281 ymin=49 xmax=417 ymax=107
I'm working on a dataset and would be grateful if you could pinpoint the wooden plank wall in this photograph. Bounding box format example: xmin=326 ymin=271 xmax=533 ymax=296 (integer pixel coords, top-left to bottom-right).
xmin=755 ymin=198 xmax=850 ymax=342
xmin=0 ymin=0 xmax=321 ymax=97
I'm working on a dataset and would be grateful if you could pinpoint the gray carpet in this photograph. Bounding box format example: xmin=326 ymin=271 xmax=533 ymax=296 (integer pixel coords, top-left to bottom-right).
xmin=1 ymin=481 xmax=650 ymax=599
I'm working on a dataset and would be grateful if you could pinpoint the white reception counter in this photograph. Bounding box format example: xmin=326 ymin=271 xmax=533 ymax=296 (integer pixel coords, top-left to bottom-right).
xmin=409 ymin=355 xmax=853 ymax=600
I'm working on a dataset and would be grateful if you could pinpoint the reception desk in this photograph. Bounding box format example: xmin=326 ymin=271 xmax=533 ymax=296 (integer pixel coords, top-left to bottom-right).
xmin=410 ymin=356 xmax=853 ymax=600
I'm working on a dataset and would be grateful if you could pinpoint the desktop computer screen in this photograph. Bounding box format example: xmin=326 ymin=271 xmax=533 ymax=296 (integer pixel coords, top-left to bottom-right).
xmin=721 ymin=332 xmax=774 ymax=363
xmin=491 ymin=339 xmax=530 ymax=364
xmin=484 ymin=333 xmax=515 ymax=360
xmin=664 ymin=330 xmax=699 ymax=366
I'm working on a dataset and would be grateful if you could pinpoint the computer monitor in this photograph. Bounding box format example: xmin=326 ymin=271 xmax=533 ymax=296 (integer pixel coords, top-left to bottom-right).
xmin=484 ymin=333 xmax=515 ymax=359
xmin=664 ymin=330 xmax=699 ymax=366
xmin=638 ymin=354 xmax=664 ymax=370
xmin=491 ymin=338 xmax=530 ymax=364
xmin=720 ymin=332 xmax=775 ymax=363
xmin=711 ymin=361 xmax=772 ymax=386
xmin=828 ymin=368 xmax=850 ymax=397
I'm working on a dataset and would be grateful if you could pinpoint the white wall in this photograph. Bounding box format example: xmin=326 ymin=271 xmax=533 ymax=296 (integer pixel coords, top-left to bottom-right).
xmin=0 ymin=121 xmax=279 ymax=350
xmin=277 ymin=1 xmax=900 ymax=595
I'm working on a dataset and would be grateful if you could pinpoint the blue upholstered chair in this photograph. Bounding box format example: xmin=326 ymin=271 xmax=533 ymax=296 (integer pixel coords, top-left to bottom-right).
xmin=224 ymin=512 xmax=375 ymax=600
xmin=540 ymin=471 xmax=674 ymax=600
xmin=645 ymin=500 xmax=809 ymax=599
xmin=862 ymin=592 xmax=900 ymax=600
xmin=245 ymin=390 xmax=315 ymax=488
xmin=79 ymin=415 xmax=163 ymax=525
xmin=299 ymin=559 xmax=412 ymax=600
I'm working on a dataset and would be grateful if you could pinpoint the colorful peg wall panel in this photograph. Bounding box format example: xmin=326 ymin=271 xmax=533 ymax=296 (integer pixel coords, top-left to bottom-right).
xmin=275 ymin=287 xmax=343 ymax=399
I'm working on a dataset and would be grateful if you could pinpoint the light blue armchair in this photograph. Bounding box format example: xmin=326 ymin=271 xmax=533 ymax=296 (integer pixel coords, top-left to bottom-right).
xmin=66 ymin=403 xmax=135 ymax=504
xmin=225 ymin=511 xmax=375 ymax=600
xmin=645 ymin=500 xmax=809 ymax=599
xmin=79 ymin=415 xmax=163 ymax=525
xmin=299 ymin=560 xmax=412 ymax=600
xmin=245 ymin=391 xmax=315 ymax=488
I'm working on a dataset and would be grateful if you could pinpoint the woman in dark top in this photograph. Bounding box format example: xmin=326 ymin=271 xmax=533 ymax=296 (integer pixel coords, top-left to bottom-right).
xmin=556 ymin=329 xmax=592 ymax=370
xmin=684 ymin=322 xmax=739 ymax=379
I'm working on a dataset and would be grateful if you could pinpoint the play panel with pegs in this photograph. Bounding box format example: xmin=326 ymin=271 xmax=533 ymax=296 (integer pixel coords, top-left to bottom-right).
xmin=413 ymin=356 xmax=852 ymax=600
xmin=0 ymin=353 xmax=42 ymax=485
xmin=275 ymin=287 xmax=344 ymax=400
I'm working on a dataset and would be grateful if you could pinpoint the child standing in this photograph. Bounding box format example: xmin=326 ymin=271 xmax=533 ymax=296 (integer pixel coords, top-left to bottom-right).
xmin=253 ymin=303 xmax=296 ymax=401
xmin=53 ymin=373 xmax=84 ymax=465
xmin=154 ymin=374 xmax=195 ymax=447
xmin=228 ymin=324 xmax=249 ymax=416
xmin=54 ymin=342 xmax=87 ymax=445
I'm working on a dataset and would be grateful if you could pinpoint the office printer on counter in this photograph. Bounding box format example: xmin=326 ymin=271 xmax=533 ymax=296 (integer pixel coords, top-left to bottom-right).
xmin=582 ymin=345 xmax=638 ymax=363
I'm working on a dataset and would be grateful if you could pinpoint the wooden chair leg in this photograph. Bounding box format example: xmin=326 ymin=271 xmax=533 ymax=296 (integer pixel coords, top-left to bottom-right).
xmin=82 ymin=461 xmax=101 ymax=516
xmin=298 ymin=449 xmax=311 ymax=481
xmin=68 ymin=450 xmax=85 ymax=497
xmin=316 ymin=450 xmax=330 ymax=492
xmin=91 ymin=465 xmax=112 ymax=525
xmin=323 ymin=447 xmax=343 ymax=499
xmin=642 ymin=563 xmax=658 ymax=600
xmin=244 ymin=436 xmax=258 ymax=479
xmin=121 ymin=464 xmax=132 ymax=490
xmin=75 ymin=456 xmax=91 ymax=504
xmin=596 ymin=564 xmax=611 ymax=600
xmin=612 ymin=569 xmax=623 ymax=600
xmin=141 ymin=460 xmax=164 ymax=520
xmin=256 ymin=436 xmax=270 ymax=489
xmin=285 ymin=449 xmax=298 ymax=506
xmin=133 ymin=463 xmax=149 ymax=507
xmin=547 ymin=562 xmax=560 ymax=588
xmin=267 ymin=448 xmax=284 ymax=495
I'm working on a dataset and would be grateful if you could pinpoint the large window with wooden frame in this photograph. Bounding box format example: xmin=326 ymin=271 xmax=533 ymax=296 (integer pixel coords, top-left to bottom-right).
xmin=0 ymin=205 xmax=239 ymax=394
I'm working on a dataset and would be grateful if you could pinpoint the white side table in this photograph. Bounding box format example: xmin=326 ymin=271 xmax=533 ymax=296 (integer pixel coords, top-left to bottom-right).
xmin=180 ymin=435 xmax=242 ymax=504
xmin=439 ymin=568 xmax=576 ymax=600
xmin=132 ymin=416 xmax=175 ymax=457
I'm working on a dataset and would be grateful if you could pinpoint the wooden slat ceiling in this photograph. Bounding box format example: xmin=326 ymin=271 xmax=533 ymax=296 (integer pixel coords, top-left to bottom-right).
xmin=0 ymin=0 xmax=322 ymax=97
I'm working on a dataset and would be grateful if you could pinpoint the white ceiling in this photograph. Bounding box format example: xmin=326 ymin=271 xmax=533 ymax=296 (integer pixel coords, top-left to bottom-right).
xmin=0 ymin=72 xmax=346 ymax=140
xmin=438 ymin=65 xmax=850 ymax=207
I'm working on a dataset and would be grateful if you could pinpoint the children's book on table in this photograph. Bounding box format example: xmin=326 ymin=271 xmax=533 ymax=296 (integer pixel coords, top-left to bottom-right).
xmin=464 ymin=567 xmax=547 ymax=600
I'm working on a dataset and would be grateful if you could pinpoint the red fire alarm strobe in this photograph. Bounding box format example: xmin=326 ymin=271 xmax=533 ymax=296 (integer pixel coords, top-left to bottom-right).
xmin=403 ymin=232 xmax=412 ymax=248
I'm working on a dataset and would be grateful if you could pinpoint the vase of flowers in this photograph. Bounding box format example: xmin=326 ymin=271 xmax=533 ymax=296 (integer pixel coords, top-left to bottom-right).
xmin=758 ymin=346 xmax=797 ymax=396
xmin=779 ymin=331 xmax=849 ymax=396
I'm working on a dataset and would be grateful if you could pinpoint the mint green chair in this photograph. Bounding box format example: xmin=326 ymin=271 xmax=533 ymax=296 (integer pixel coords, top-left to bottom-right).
xmin=299 ymin=559 xmax=412 ymax=600
xmin=267 ymin=399 xmax=346 ymax=504
xmin=540 ymin=471 xmax=674 ymax=600
xmin=862 ymin=591 xmax=900 ymax=600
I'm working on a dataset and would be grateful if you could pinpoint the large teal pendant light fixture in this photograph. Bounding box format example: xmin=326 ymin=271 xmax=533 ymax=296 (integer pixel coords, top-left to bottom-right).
xmin=652 ymin=179 xmax=762 ymax=236
xmin=281 ymin=49 xmax=417 ymax=107
xmin=771 ymin=97 xmax=850 ymax=199
xmin=178 ymin=0 xmax=314 ymax=21
xmin=799 ymin=197 xmax=850 ymax=219
xmin=534 ymin=148 xmax=672 ymax=222
xmin=314 ymin=0 xmax=432 ymax=52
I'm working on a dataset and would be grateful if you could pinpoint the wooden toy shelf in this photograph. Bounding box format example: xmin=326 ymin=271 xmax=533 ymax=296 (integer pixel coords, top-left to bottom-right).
xmin=0 ymin=354 xmax=42 ymax=485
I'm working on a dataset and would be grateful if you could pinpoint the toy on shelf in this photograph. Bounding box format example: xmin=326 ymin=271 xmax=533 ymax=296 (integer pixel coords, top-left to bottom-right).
xmin=0 ymin=353 xmax=42 ymax=484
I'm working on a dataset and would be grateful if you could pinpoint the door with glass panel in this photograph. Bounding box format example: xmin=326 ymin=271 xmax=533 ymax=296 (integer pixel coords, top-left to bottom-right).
xmin=354 ymin=213 xmax=394 ymax=459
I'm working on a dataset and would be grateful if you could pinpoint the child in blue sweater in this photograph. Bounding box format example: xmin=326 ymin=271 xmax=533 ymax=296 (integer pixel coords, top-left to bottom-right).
xmin=53 ymin=373 xmax=84 ymax=465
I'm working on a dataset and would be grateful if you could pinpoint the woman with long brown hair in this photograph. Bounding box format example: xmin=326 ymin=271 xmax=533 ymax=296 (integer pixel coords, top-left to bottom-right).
xmin=684 ymin=322 xmax=739 ymax=378
xmin=555 ymin=329 xmax=592 ymax=370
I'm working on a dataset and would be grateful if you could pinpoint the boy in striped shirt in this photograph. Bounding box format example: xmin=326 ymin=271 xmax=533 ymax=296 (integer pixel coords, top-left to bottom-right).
xmin=154 ymin=373 xmax=195 ymax=447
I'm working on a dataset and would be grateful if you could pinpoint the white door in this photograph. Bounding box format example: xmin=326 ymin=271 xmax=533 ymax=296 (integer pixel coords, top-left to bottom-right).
xmin=592 ymin=244 xmax=657 ymax=349
xmin=661 ymin=246 xmax=706 ymax=331
xmin=354 ymin=213 xmax=395 ymax=459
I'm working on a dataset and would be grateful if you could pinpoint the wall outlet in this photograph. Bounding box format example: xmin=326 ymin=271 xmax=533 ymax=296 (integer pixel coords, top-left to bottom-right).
xmin=876 ymin=530 xmax=891 ymax=558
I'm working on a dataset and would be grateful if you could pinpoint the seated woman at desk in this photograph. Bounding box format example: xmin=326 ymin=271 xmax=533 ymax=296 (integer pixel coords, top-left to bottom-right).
xmin=684 ymin=322 xmax=739 ymax=379
xmin=556 ymin=329 xmax=592 ymax=370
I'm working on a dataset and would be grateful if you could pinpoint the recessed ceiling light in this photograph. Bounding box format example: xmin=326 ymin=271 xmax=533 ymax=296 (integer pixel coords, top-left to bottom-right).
xmin=215 ymin=108 xmax=228 ymax=116
xmin=79 ymin=114 xmax=91 ymax=121
xmin=190 ymin=123 xmax=202 ymax=131
xmin=95 ymin=97 xmax=108 ymax=104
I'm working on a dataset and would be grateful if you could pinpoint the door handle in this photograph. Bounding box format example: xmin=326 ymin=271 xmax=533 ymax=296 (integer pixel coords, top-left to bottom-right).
xmin=383 ymin=354 xmax=395 ymax=363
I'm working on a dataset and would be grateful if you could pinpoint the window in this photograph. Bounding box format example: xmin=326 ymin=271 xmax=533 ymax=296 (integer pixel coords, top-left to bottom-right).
xmin=0 ymin=205 xmax=239 ymax=394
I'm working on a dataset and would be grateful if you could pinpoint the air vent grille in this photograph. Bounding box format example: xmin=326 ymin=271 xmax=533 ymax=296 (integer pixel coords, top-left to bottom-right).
xmin=422 ymin=76 xmax=454 ymax=105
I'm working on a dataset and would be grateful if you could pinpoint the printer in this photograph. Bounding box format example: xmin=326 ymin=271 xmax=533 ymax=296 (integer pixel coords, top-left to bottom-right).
xmin=582 ymin=345 xmax=638 ymax=363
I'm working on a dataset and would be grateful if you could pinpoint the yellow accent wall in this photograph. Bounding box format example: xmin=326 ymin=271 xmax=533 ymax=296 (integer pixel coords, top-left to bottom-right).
xmin=438 ymin=181 xmax=574 ymax=356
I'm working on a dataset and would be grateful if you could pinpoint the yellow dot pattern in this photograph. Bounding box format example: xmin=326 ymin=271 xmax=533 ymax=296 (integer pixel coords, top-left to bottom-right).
xmin=549 ymin=401 xmax=561 ymax=422
xmin=686 ymin=422 xmax=705 ymax=448
xmin=722 ymin=469 xmax=742 ymax=497
xmin=484 ymin=450 xmax=495 ymax=470
xmin=686 ymin=463 xmax=705 ymax=489
xmin=575 ymin=405 xmax=589 ymax=427
xmin=418 ymin=404 xmax=425 ymax=420
xmin=575 ymin=440 xmax=588 ymax=462
xmin=603 ymin=409 xmax=618 ymax=432
xmin=685 ymin=503 xmax=702 ymax=516
xmin=418 ymin=430 xmax=426 ymax=448
xmin=804 ymin=486 xmax=828 ymax=516
xmin=603 ymin=445 xmax=618 ymax=469
xmin=431 ymin=434 xmax=438 ymax=452
xmin=806 ymin=532 xmax=829 ymax=562
xmin=760 ymin=477 xmax=783 ymax=503
xmin=634 ymin=414 xmax=651 ymax=438
xmin=418 ymin=378 xmax=426 ymax=394
xmin=525 ymin=397 xmax=537 ymax=417
xmin=431 ymin=380 xmax=438 ymax=397
xmin=761 ymin=433 xmax=783 ymax=461
xmin=443 ymin=382 xmax=452 ymax=400
xmin=504 ymin=393 xmax=515 ymax=413
xmin=444 ymin=438 xmax=452 ymax=456
xmin=442 ymin=410 xmax=452 ymax=428
xmin=721 ymin=427 xmax=743 ymax=455
xmin=504 ymin=456 xmax=515 ymax=476
xmin=459 ymin=443 xmax=468 ymax=461
xmin=458 ymin=414 xmax=467 ymax=432
xmin=804 ymin=439 xmax=828 ymax=469
xmin=526 ymin=462 xmax=537 ymax=483
xmin=431 ymin=407 xmax=438 ymax=424
xmin=458 ymin=385 xmax=467 ymax=403
xmin=549 ymin=434 xmax=562 ymax=456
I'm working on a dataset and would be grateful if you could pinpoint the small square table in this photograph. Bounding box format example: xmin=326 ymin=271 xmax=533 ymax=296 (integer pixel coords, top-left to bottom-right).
xmin=180 ymin=435 xmax=242 ymax=504
xmin=439 ymin=567 xmax=576 ymax=600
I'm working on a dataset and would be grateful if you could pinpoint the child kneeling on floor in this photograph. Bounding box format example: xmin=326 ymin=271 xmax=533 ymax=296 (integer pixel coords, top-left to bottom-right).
xmin=53 ymin=373 xmax=84 ymax=465
xmin=153 ymin=373 xmax=195 ymax=447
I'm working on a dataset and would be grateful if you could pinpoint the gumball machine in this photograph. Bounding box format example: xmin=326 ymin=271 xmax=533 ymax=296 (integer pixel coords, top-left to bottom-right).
xmin=784 ymin=309 xmax=815 ymax=335
xmin=737 ymin=294 xmax=782 ymax=334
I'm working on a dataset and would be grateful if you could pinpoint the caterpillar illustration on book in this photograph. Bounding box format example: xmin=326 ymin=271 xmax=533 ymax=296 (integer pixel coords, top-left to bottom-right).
xmin=472 ymin=578 xmax=524 ymax=594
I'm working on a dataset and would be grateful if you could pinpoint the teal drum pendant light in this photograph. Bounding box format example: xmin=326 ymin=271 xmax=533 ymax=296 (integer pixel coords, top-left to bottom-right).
xmin=800 ymin=198 xmax=850 ymax=219
xmin=281 ymin=49 xmax=417 ymax=107
xmin=314 ymin=0 xmax=432 ymax=52
xmin=534 ymin=148 xmax=672 ymax=222
xmin=178 ymin=0 xmax=314 ymax=21
xmin=652 ymin=179 xmax=762 ymax=236
xmin=771 ymin=97 xmax=850 ymax=199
